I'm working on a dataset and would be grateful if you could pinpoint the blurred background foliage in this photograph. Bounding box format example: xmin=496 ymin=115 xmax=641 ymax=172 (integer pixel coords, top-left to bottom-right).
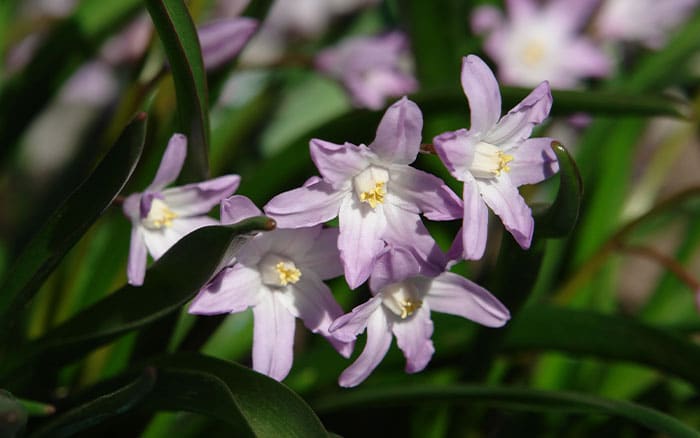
xmin=0 ymin=0 xmax=699 ymax=436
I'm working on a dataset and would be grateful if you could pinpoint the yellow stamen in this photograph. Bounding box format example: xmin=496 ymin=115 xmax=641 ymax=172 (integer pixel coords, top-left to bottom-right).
xmin=143 ymin=198 xmax=178 ymax=229
xmin=359 ymin=182 xmax=386 ymax=208
xmin=496 ymin=151 xmax=514 ymax=176
xmin=398 ymin=299 xmax=422 ymax=319
xmin=275 ymin=262 xmax=301 ymax=285
xmin=522 ymin=41 xmax=545 ymax=66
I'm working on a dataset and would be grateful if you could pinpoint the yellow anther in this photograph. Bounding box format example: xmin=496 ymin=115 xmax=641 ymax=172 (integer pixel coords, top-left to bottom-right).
xmin=496 ymin=151 xmax=514 ymax=176
xmin=143 ymin=198 xmax=178 ymax=230
xmin=275 ymin=262 xmax=301 ymax=285
xmin=359 ymin=182 xmax=386 ymax=208
xmin=399 ymin=299 xmax=422 ymax=319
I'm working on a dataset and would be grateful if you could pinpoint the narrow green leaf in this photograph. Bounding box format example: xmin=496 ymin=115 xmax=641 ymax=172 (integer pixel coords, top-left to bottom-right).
xmin=0 ymin=0 xmax=141 ymax=163
xmin=534 ymin=142 xmax=584 ymax=238
xmin=0 ymin=390 xmax=28 ymax=437
xmin=0 ymin=218 xmax=274 ymax=382
xmin=29 ymin=369 xmax=156 ymax=438
xmin=0 ymin=114 xmax=147 ymax=336
xmin=314 ymin=384 xmax=700 ymax=438
xmin=503 ymin=306 xmax=700 ymax=389
xmin=143 ymin=352 xmax=328 ymax=437
xmin=145 ymin=0 xmax=210 ymax=181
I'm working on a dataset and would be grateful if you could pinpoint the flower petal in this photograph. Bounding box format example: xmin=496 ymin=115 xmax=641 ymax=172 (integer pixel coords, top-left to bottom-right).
xmin=389 ymin=165 xmax=462 ymax=220
xmin=310 ymin=139 xmax=369 ymax=186
xmin=147 ymin=133 xmax=187 ymax=191
xmin=329 ymin=295 xmax=383 ymax=343
xmin=507 ymin=137 xmax=559 ymax=187
xmin=369 ymin=97 xmax=422 ymax=165
xmin=297 ymin=227 xmax=343 ymax=280
xmin=127 ymin=226 xmax=148 ymax=286
xmin=565 ymin=39 xmax=612 ymax=78
xmin=264 ymin=179 xmax=345 ymax=228
xmin=369 ymin=245 xmax=422 ymax=292
xmin=267 ymin=227 xmax=320 ymax=262
xmin=338 ymin=196 xmax=387 ymax=289
xmin=484 ymin=81 xmax=552 ymax=149
xmin=252 ymin=291 xmax=296 ymax=381
xmin=282 ymin=273 xmax=354 ymax=358
xmin=506 ymin=0 xmax=537 ymax=20
xmin=381 ymin=206 xmax=447 ymax=279
xmin=421 ymin=272 xmax=510 ymax=327
xmin=433 ymin=128 xmax=479 ymax=181
xmin=479 ymin=175 xmax=534 ymax=249
xmin=122 ymin=193 xmax=141 ymax=222
xmin=220 ymin=194 xmax=263 ymax=224
xmin=461 ymin=55 xmax=501 ymax=136
xmin=338 ymin=307 xmax=393 ymax=387
xmin=188 ymin=265 xmax=261 ymax=315
xmin=198 ymin=17 xmax=258 ymax=71
xmin=162 ymin=174 xmax=241 ymax=217
xmin=461 ymin=175 xmax=490 ymax=260
xmin=391 ymin=305 xmax=434 ymax=373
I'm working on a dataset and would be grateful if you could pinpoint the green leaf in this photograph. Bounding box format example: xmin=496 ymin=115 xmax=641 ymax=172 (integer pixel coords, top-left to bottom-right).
xmin=141 ymin=352 xmax=328 ymax=437
xmin=29 ymin=369 xmax=156 ymax=438
xmin=314 ymin=384 xmax=700 ymax=438
xmin=0 ymin=114 xmax=147 ymax=337
xmin=0 ymin=0 xmax=142 ymax=163
xmin=145 ymin=0 xmax=211 ymax=181
xmin=534 ymin=142 xmax=584 ymax=238
xmin=0 ymin=217 xmax=274 ymax=382
xmin=503 ymin=305 xmax=700 ymax=389
xmin=0 ymin=390 xmax=28 ymax=437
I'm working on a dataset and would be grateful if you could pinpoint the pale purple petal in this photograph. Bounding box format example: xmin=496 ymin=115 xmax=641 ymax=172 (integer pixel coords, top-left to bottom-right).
xmin=252 ymin=292 xmax=296 ymax=381
xmin=147 ymin=134 xmax=187 ymax=191
xmin=283 ymin=274 xmax=354 ymax=357
xmin=142 ymin=228 xmax=180 ymax=260
xmin=329 ymin=295 xmax=384 ymax=343
xmin=461 ymin=55 xmax=501 ymax=135
xmin=479 ymin=175 xmax=534 ymax=249
xmin=162 ymin=174 xmax=241 ymax=216
xmin=391 ymin=305 xmax=434 ymax=373
xmin=507 ymin=137 xmax=559 ymax=187
xmin=565 ymin=39 xmax=612 ymax=78
xmin=264 ymin=179 xmax=346 ymax=228
xmin=122 ymin=193 xmax=141 ymax=222
xmin=188 ymin=265 xmax=261 ymax=315
xmin=506 ymin=0 xmax=537 ymax=20
xmin=346 ymin=70 xmax=418 ymax=110
xmin=389 ymin=165 xmax=462 ymax=220
xmin=369 ymin=97 xmax=422 ymax=165
xmin=266 ymin=227 xmax=320 ymax=261
xmin=170 ymin=216 xmax=218 ymax=236
xmin=545 ymin=0 xmax=599 ymax=29
xmin=420 ymin=272 xmax=510 ymax=327
xmin=433 ymin=129 xmax=478 ymax=181
xmin=461 ymin=175 xmax=490 ymax=260
xmin=220 ymin=194 xmax=262 ymax=225
xmin=381 ymin=206 xmax=447 ymax=278
xmin=338 ymin=196 xmax=387 ymax=289
xmin=471 ymin=5 xmax=503 ymax=34
xmin=484 ymin=81 xmax=552 ymax=149
xmin=309 ymin=139 xmax=369 ymax=186
xmin=369 ymin=246 xmax=422 ymax=292
xmin=127 ymin=227 xmax=148 ymax=286
xmin=297 ymin=227 xmax=343 ymax=280
xmin=198 ymin=17 xmax=258 ymax=71
xmin=338 ymin=307 xmax=393 ymax=387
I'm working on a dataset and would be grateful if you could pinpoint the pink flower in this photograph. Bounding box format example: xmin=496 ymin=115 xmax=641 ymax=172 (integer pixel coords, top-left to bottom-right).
xmin=433 ymin=55 xmax=559 ymax=260
xmin=189 ymin=195 xmax=353 ymax=381
xmin=330 ymin=246 xmax=509 ymax=387
xmin=264 ymin=97 xmax=462 ymax=288
xmin=471 ymin=0 xmax=611 ymax=87
xmin=315 ymin=32 xmax=418 ymax=110
xmin=122 ymin=134 xmax=240 ymax=286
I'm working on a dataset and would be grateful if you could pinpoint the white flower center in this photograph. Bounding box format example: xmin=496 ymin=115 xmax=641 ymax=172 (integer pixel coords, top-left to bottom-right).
xmin=470 ymin=142 xmax=514 ymax=179
xmin=142 ymin=198 xmax=178 ymax=230
xmin=259 ymin=254 xmax=302 ymax=287
xmin=381 ymin=281 xmax=423 ymax=319
xmin=353 ymin=166 xmax=389 ymax=209
xmin=521 ymin=40 xmax=546 ymax=67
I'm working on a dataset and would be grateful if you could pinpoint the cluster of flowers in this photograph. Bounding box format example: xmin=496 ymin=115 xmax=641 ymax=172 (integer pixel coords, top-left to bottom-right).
xmin=123 ymin=55 xmax=559 ymax=387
